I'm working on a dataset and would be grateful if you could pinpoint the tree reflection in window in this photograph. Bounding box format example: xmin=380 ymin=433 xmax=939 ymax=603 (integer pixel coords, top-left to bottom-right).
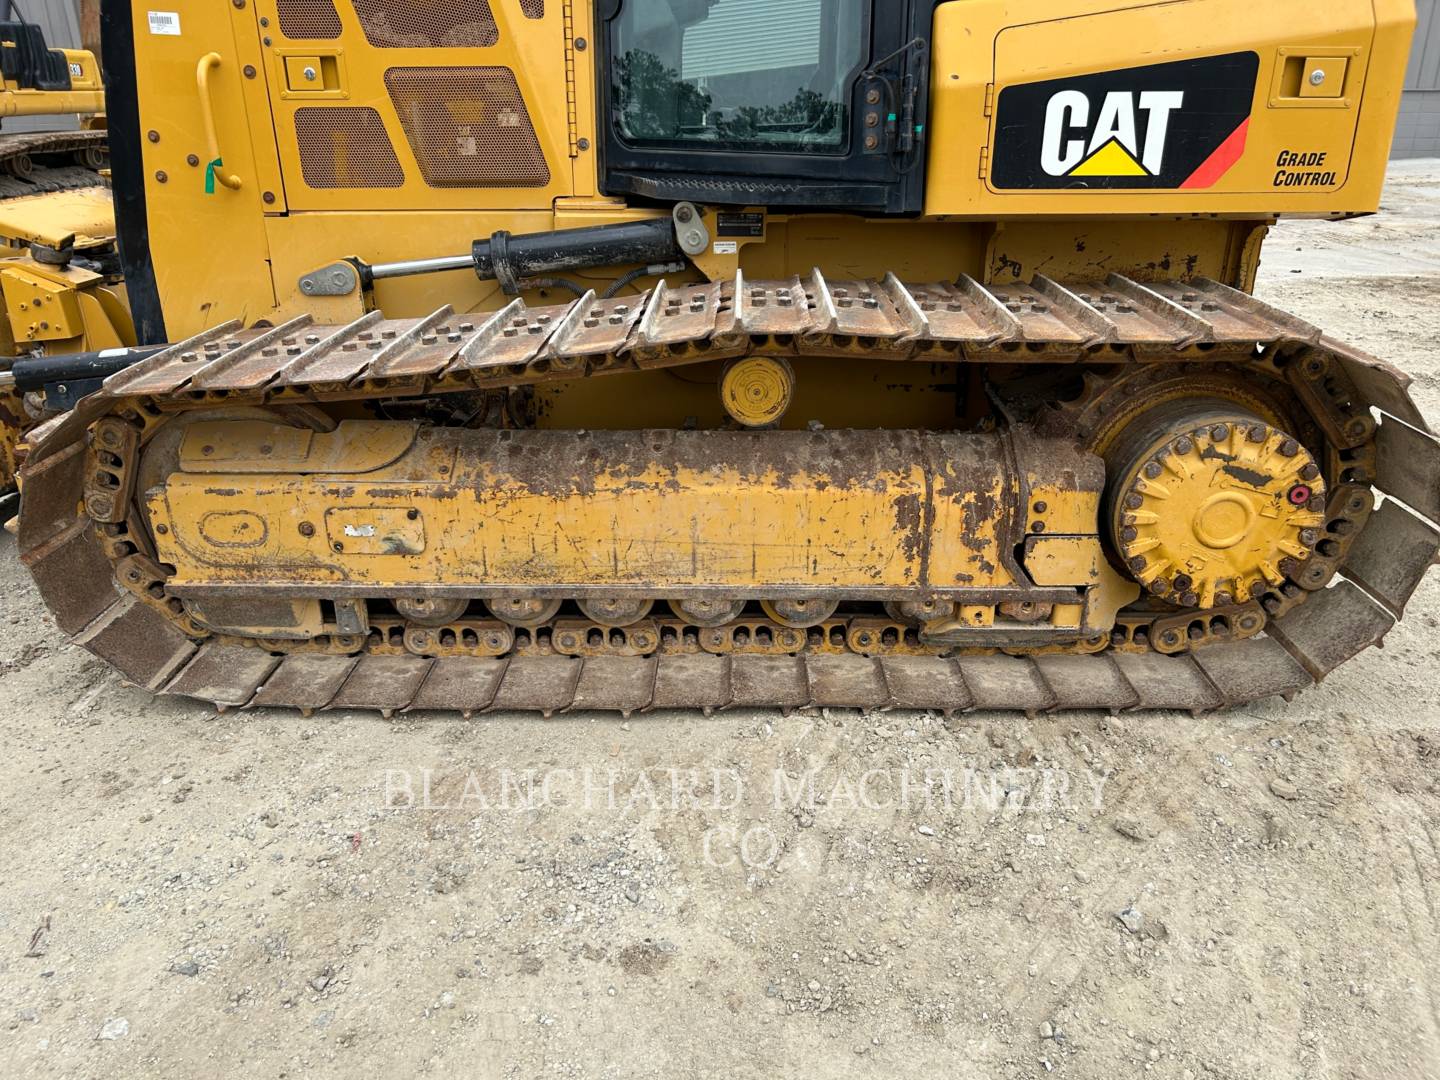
xmin=611 ymin=0 xmax=863 ymax=153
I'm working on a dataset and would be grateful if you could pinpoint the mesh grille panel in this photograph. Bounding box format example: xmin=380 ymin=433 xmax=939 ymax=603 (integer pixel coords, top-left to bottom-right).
xmin=350 ymin=0 xmax=498 ymax=47
xmin=384 ymin=67 xmax=550 ymax=188
xmin=295 ymin=107 xmax=406 ymax=188
xmin=520 ymin=0 xmax=544 ymax=16
xmin=276 ymin=0 xmax=342 ymax=38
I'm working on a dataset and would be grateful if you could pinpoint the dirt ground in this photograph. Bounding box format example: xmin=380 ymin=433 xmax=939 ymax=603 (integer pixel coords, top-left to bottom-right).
xmin=2 ymin=163 xmax=1440 ymax=1080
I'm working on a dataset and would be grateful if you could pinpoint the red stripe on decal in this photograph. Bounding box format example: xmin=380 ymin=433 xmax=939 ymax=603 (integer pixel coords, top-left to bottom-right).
xmin=1180 ymin=118 xmax=1250 ymax=189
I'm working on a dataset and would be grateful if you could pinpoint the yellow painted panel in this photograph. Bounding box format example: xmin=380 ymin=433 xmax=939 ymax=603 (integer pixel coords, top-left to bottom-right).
xmin=926 ymin=0 xmax=1411 ymax=217
xmin=152 ymin=465 xmax=928 ymax=590
xmin=142 ymin=425 xmax=1102 ymax=596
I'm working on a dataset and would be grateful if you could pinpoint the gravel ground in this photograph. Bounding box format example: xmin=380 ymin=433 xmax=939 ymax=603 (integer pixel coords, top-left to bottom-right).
xmin=2 ymin=163 xmax=1439 ymax=1079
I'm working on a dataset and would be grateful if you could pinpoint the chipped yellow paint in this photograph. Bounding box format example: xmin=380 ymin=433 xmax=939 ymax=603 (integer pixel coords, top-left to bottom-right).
xmin=144 ymin=420 xmax=1102 ymax=600
xmin=1024 ymin=535 xmax=1103 ymax=586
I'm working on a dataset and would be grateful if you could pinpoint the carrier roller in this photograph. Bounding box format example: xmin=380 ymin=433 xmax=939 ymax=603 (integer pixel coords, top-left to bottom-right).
xmin=15 ymin=271 xmax=1440 ymax=716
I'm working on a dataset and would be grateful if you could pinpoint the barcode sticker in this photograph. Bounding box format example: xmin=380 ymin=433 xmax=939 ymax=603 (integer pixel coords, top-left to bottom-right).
xmin=713 ymin=241 xmax=738 ymax=255
xmin=147 ymin=10 xmax=181 ymax=35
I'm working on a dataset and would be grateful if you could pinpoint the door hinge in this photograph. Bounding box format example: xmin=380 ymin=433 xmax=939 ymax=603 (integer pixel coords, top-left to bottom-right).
xmin=563 ymin=0 xmax=580 ymax=157
xmin=978 ymin=147 xmax=989 ymax=180
xmin=983 ymin=82 xmax=995 ymax=117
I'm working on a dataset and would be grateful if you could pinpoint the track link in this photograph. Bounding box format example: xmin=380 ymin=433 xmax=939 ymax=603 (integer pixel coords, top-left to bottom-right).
xmin=16 ymin=271 xmax=1440 ymax=716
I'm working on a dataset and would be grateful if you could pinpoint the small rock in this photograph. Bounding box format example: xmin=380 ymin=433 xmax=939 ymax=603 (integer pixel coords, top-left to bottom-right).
xmin=1113 ymin=816 xmax=1158 ymax=842
xmin=1116 ymin=907 xmax=1144 ymax=934
xmin=1148 ymin=1047 xmax=1161 ymax=1062
xmin=807 ymin=980 xmax=821 ymax=993
xmin=917 ymin=825 xmax=935 ymax=837
xmin=624 ymin=885 xmax=640 ymax=904
xmin=170 ymin=960 xmax=200 ymax=977
xmin=1039 ymin=1021 xmax=1054 ymax=1039
xmin=97 ymin=1017 xmax=129 ymax=1041
xmin=1269 ymin=778 xmax=1300 ymax=801
xmin=310 ymin=969 xmax=333 ymax=993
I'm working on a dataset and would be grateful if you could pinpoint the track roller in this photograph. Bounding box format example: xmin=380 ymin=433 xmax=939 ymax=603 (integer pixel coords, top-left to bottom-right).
xmin=486 ymin=597 xmax=564 ymax=628
xmin=668 ymin=598 xmax=747 ymax=627
xmin=577 ymin=597 xmax=654 ymax=627
xmin=760 ymin=598 xmax=840 ymax=628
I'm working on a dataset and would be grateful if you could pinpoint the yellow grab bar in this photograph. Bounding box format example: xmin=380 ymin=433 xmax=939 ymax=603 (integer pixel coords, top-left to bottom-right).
xmin=196 ymin=52 xmax=242 ymax=192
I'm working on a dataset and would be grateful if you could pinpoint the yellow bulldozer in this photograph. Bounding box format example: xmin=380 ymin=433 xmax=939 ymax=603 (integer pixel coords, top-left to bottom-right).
xmin=0 ymin=7 xmax=127 ymax=522
xmin=10 ymin=0 xmax=1438 ymax=716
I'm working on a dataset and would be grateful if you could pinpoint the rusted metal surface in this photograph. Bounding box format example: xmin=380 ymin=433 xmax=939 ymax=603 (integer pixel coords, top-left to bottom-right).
xmin=1374 ymin=414 xmax=1440 ymax=524
xmin=13 ymin=273 xmax=1439 ymax=716
xmin=1341 ymin=501 xmax=1440 ymax=618
xmin=1266 ymin=580 xmax=1396 ymax=681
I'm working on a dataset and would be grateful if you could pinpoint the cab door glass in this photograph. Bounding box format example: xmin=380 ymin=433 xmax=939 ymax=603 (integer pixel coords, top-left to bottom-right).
xmin=613 ymin=0 xmax=868 ymax=153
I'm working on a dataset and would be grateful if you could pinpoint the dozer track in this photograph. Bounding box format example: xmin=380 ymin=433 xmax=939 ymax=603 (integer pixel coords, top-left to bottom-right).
xmin=0 ymin=129 xmax=108 ymax=200
xmin=16 ymin=271 xmax=1440 ymax=717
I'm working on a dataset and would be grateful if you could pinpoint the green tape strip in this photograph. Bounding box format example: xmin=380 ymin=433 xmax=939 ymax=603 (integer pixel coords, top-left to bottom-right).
xmin=204 ymin=157 xmax=223 ymax=195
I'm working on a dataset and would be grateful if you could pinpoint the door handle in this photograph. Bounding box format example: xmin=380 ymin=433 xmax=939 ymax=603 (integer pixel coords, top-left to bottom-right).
xmin=196 ymin=52 xmax=242 ymax=191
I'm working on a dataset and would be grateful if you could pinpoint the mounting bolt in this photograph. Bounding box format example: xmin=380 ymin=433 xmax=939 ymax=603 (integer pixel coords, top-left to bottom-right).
xmin=243 ymin=64 xmax=256 ymax=78
xmin=298 ymin=521 xmax=315 ymax=537
xmin=1309 ymin=68 xmax=1326 ymax=86
xmin=147 ymin=129 xmax=159 ymax=143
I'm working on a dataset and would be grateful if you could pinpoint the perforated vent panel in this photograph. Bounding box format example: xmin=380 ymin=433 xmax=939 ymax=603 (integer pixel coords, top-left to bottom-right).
xmin=295 ymin=107 xmax=406 ymax=188
xmin=384 ymin=67 xmax=550 ymax=188
xmin=520 ymin=0 xmax=544 ymax=16
xmin=350 ymin=0 xmax=498 ymax=47
xmin=276 ymin=0 xmax=342 ymax=38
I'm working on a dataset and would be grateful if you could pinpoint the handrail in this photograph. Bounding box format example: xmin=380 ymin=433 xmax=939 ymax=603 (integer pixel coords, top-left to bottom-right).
xmin=196 ymin=52 xmax=242 ymax=191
